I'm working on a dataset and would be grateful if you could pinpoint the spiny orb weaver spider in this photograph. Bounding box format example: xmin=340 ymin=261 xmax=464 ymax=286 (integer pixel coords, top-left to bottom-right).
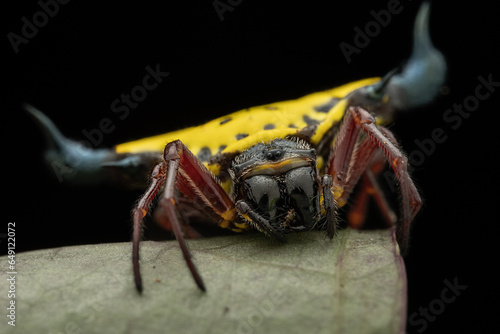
xmin=28 ymin=3 xmax=445 ymax=292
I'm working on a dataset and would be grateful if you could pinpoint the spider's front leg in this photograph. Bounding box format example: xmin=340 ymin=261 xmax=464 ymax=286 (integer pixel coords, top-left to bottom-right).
xmin=327 ymin=106 xmax=422 ymax=253
xmin=132 ymin=140 xmax=238 ymax=293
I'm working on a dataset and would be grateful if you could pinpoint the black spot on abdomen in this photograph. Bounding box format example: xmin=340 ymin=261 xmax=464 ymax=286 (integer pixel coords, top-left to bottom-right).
xmin=303 ymin=115 xmax=320 ymax=126
xmin=314 ymin=98 xmax=340 ymax=113
xmin=197 ymin=146 xmax=212 ymax=162
xmin=217 ymin=145 xmax=227 ymax=154
xmin=235 ymin=133 xmax=249 ymax=140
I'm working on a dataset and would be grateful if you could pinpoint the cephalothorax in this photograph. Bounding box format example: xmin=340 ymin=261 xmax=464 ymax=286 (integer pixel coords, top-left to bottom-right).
xmin=28 ymin=3 xmax=445 ymax=292
xmin=230 ymin=139 xmax=322 ymax=238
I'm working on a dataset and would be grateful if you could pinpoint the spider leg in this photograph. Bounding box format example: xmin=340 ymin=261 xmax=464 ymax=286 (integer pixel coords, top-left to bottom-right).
xmin=153 ymin=201 xmax=204 ymax=239
xmin=235 ymin=200 xmax=286 ymax=241
xmin=328 ymin=132 xmax=395 ymax=229
xmin=132 ymin=163 xmax=166 ymax=293
xmin=160 ymin=151 xmax=207 ymax=292
xmin=347 ymin=168 xmax=397 ymax=229
xmin=341 ymin=146 xmax=397 ymax=229
xmin=132 ymin=140 xmax=238 ymax=293
xmin=327 ymin=106 xmax=422 ymax=253
xmin=321 ymin=174 xmax=337 ymax=239
xmin=346 ymin=173 xmax=371 ymax=229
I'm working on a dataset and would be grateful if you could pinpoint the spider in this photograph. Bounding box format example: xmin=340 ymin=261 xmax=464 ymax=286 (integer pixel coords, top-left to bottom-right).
xmin=128 ymin=3 xmax=445 ymax=292
xmin=27 ymin=3 xmax=445 ymax=293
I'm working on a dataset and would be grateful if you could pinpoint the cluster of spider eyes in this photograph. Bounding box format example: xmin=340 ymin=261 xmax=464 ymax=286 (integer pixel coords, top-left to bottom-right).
xmin=264 ymin=149 xmax=283 ymax=161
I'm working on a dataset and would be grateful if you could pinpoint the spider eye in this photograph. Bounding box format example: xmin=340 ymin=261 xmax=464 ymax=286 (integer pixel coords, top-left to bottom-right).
xmin=265 ymin=149 xmax=283 ymax=161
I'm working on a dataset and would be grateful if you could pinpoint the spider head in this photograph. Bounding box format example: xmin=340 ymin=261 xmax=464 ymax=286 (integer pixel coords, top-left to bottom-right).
xmin=230 ymin=139 xmax=321 ymax=238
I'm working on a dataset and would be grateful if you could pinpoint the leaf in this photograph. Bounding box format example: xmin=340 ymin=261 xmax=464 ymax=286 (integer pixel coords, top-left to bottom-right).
xmin=0 ymin=229 xmax=406 ymax=334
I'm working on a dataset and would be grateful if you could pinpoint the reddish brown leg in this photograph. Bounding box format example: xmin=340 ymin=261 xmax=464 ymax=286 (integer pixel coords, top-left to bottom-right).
xmin=346 ymin=174 xmax=371 ymax=229
xmin=152 ymin=195 xmax=208 ymax=239
xmin=132 ymin=140 xmax=237 ymax=293
xmin=328 ymin=106 xmax=422 ymax=252
xmin=347 ymin=170 xmax=397 ymax=229
xmin=321 ymin=174 xmax=337 ymax=238
xmin=346 ymin=146 xmax=397 ymax=229
xmin=132 ymin=163 xmax=166 ymax=293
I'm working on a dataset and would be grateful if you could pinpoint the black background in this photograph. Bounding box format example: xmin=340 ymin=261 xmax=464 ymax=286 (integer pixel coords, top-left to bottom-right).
xmin=3 ymin=1 xmax=499 ymax=333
